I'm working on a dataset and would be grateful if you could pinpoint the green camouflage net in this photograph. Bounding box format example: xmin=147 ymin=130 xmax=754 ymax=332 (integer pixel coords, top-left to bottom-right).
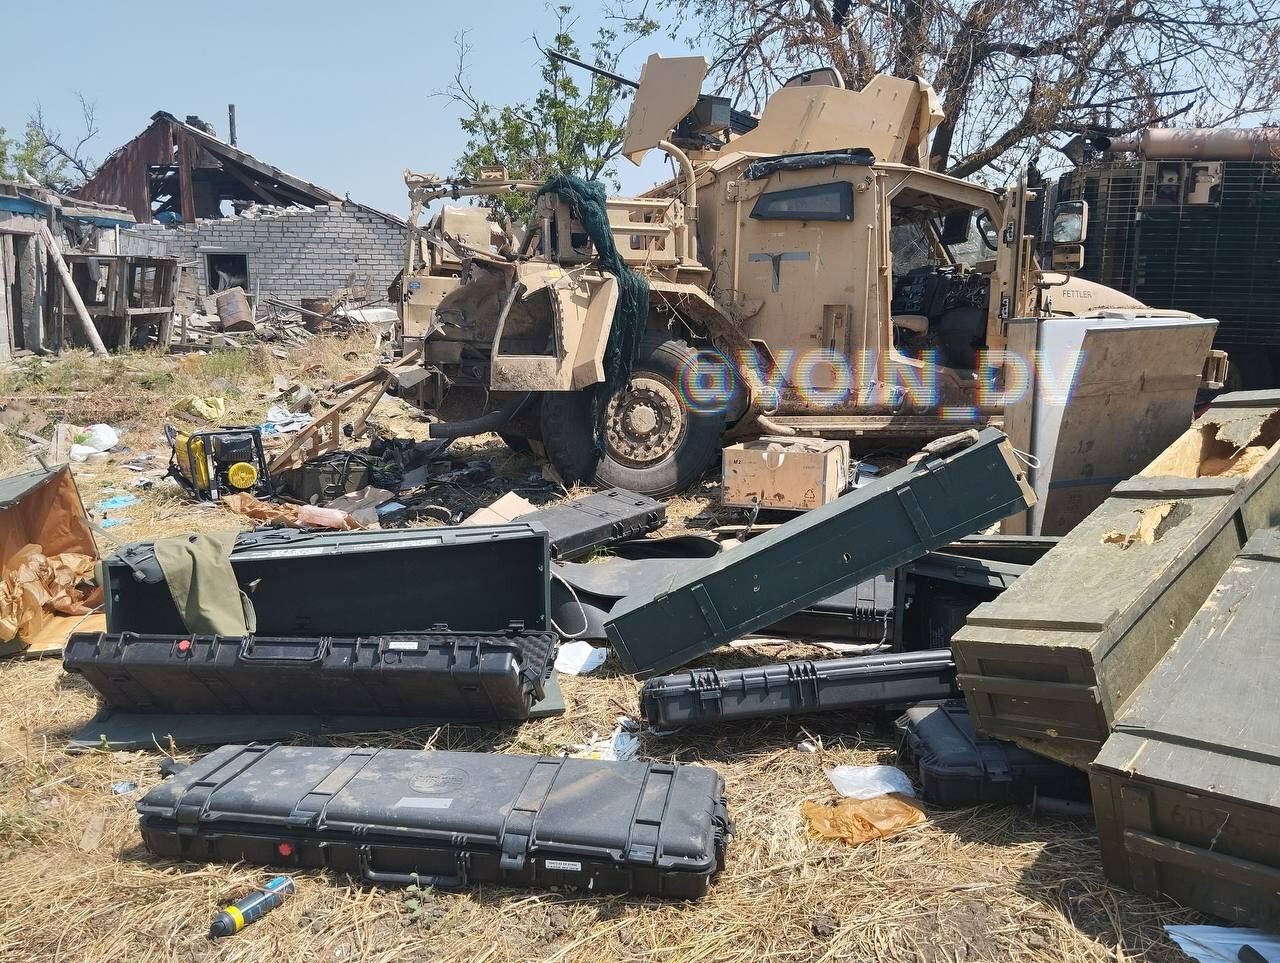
xmin=536 ymin=174 xmax=650 ymax=448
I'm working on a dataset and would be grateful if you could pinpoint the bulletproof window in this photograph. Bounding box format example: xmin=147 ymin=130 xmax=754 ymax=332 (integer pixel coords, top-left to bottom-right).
xmin=750 ymin=182 xmax=853 ymax=221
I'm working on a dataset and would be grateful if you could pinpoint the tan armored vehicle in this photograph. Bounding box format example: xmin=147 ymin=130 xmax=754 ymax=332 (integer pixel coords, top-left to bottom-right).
xmin=397 ymin=55 xmax=1198 ymax=496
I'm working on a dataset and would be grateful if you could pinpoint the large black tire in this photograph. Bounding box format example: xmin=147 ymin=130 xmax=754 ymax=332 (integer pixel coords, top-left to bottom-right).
xmin=497 ymin=433 xmax=533 ymax=454
xmin=539 ymin=335 xmax=726 ymax=498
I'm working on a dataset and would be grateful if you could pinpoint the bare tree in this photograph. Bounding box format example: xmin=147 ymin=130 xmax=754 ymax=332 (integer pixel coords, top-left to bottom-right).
xmin=650 ymin=0 xmax=1280 ymax=178
xmin=27 ymin=93 xmax=100 ymax=190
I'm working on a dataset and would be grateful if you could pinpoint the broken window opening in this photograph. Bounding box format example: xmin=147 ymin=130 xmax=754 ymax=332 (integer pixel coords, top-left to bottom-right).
xmin=206 ymin=253 xmax=249 ymax=294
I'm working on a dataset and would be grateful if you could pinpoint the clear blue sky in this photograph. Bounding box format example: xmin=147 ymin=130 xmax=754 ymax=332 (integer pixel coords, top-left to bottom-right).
xmin=2 ymin=0 xmax=701 ymax=216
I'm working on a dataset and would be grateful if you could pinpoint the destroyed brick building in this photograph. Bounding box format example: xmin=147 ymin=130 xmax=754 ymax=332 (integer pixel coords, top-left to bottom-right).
xmin=76 ymin=111 xmax=405 ymax=303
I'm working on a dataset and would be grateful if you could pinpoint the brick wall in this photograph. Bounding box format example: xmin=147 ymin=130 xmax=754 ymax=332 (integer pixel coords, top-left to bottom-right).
xmin=132 ymin=204 xmax=405 ymax=303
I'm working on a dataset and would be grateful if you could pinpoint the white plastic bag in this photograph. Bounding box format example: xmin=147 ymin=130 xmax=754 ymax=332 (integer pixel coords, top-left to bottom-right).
xmin=83 ymin=423 xmax=120 ymax=452
xmin=69 ymin=444 xmax=106 ymax=462
xmin=554 ymin=640 xmax=607 ymax=676
xmin=825 ymin=764 xmax=916 ymax=799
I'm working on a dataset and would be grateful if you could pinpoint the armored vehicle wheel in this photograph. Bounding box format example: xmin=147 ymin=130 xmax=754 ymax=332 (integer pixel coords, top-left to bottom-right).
xmin=498 ymin=433 xmax=533 ymax=454
xmin=540 ymin=335 xmax=726 ymax=498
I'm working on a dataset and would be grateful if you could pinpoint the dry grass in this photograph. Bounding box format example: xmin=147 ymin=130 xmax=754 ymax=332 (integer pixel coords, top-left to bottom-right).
xmin=0 ymin=340 xmax=1204 ymax=963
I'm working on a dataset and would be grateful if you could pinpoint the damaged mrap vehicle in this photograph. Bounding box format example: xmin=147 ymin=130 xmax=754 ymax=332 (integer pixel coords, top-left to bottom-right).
xmin=396 ymin=54 xmax=1220 ymax=497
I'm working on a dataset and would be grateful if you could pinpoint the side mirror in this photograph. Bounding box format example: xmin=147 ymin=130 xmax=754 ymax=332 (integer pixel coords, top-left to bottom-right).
xmin=1052 ymin=200 xmax=1088 ymax=244
xmin=1052 ymin=244 xmax=1085 ymax=272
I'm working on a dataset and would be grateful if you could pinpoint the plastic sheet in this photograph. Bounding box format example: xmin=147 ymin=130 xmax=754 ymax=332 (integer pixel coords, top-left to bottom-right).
xmin=221 ymin=493 xmax=362 ymax=530
xmin=1165 ymin=926 xmax=1280 ymax=963
xmin=801 ymin=794 xmax=927 ymax=846
xmin=826 ymin=764 xmax=916 ymax=799
xmin=555 ymin=640 xmax=607 ymax=675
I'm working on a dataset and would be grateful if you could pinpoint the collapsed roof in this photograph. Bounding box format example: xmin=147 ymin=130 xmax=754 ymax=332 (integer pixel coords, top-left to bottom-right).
xmin=76 ymin=112 xmax=402 ymax=226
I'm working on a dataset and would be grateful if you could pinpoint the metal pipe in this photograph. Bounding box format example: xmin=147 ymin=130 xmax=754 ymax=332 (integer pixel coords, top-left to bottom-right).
xmin=1105 ymin=127 xmax=1280 ymax=161
xmin=755 ymin=414 xmax=797 ymax=436
xmin=426 ymin=393 xmax=531 ymax=439
xmin=658 ymin=140 xmax=698 ymax=262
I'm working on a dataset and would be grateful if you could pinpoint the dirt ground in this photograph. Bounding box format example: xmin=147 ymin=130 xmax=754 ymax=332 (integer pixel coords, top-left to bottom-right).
xmin=0 ymin=338 xmax=1202 ymax=963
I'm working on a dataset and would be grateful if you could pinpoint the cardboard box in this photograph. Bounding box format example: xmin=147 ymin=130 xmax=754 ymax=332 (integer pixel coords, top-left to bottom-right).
xmin=722 ymin=437 xmax=850 ymax=511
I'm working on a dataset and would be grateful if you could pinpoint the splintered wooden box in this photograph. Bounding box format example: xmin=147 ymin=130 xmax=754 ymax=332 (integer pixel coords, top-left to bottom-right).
xmin=1090 ymin=530 xmax=1280 ymax=927
xmin=953 ymin=390 xmax=1280 ymax=769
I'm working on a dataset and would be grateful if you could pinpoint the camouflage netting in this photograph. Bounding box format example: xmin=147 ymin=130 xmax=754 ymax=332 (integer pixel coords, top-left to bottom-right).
xmin=536 ymin=175 xmax=650 ymax=447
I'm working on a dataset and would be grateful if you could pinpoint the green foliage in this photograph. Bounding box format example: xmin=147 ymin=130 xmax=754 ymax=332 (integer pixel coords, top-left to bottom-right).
xmin=449 ymin=6 xmax=656 ymax=221
xmin=0 ymin=122 xmax=65 ymax=188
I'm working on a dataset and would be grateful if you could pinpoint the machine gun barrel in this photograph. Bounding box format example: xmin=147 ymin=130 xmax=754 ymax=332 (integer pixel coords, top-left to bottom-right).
xmin=547 ymin=49 xmax=757 ymax=135
xmin=547 ymin=50 xmax=639 ymax=89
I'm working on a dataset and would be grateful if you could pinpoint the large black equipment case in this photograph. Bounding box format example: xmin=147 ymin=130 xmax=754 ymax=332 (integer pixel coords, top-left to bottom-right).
xmin=896 ymin=704 xmax=1088 ymax=807
xmin=102 ymin=524 xmax=550 ymax=637
xmin=522 ymin=489 xmax=666 ymax=560
xmin=64 ymin=629 xmax=558 ymax=721
xmin=605 ymin=430 xmax=1035 ymax=677
xmin=640 ymin=650 xmax=956 ymax=728
xmin=766 ymin=575 xmax=894 ymax=643
xmin=893 ymin=552 xmax=1029 ymax=651
xmin=137 ymin=744 xmax=732 ymax=899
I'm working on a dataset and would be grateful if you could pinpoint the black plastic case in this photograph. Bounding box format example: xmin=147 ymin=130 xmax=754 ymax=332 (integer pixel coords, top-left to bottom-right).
xmin=102 ymin=524 xmax=550 ymax=637
xmin=522 ymin=489 xmax=666 ymax=560
xmin=137 ymin=744 xmax=732 ymax=898
xmin=64 ymin=630 xmax=557 ymax=721
xmin=893 ymin=552 xmax=1028 ymax=651
xmin=639 ymin=650 xmax=957 ymax=728
xmin=765 ymin=575 xmax=894 ymax=642
xmin=896 ymin=704 xmax=1088 ymax=807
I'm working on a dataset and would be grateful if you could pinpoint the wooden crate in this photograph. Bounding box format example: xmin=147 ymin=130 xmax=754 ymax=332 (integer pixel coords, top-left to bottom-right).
xmin=1090 ymin=529 xmax=1280 ymax=927
xmin=953 ymin=390 xmax=1280 ymax=768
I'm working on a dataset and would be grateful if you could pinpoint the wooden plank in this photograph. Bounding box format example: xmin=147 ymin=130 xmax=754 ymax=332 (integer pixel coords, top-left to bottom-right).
xmin=37 ymin=226 xmax=107 ymax=355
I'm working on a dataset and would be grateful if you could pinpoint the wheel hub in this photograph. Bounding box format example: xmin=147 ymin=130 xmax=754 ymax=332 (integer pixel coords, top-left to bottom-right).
xmin=606 ymin=376 xmax=687 ymax=467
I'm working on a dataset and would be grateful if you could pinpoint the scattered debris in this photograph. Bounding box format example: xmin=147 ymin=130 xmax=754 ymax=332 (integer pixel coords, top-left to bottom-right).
xmin=181 ymin=396 xmax=228 ymax=420
xmin=606 ymin=430 xmax=1035 ymax=677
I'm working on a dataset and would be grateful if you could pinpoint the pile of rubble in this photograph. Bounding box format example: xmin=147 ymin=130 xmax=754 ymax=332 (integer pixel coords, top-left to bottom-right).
xmin=173 ymin=284 xmax=398 ymax=354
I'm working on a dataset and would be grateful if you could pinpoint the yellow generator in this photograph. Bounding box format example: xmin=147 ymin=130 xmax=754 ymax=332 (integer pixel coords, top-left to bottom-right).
xmin=166 ymin=427 xmax=273 ymax=501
